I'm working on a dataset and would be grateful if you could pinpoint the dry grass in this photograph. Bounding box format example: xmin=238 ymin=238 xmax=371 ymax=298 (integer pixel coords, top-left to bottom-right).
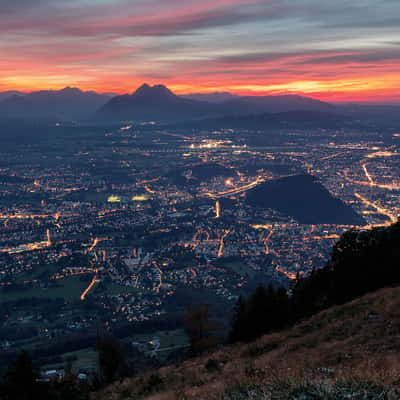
xmin=94 ymin=286 xmax=400 ymax=399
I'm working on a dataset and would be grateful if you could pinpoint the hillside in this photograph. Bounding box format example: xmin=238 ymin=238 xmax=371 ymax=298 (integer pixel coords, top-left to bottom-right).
xmin=95 ymin=285 xmax=400 ymax=399
xmin=246 ymin=174 xmax=364 ymax=225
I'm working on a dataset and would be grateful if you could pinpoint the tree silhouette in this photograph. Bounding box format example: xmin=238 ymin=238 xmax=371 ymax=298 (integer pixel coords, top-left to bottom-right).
xmin=229 ymin=285 xmax=290 ymax=343
xmin=184 ymin=304 xmax=220 ymax=354
xmin=2 ymin=350 xmax=39 ymax=400
xmin=96 ymin=336 xmax=124 ymax=384
xmin=228 ymin=296 xmax=247 ymax=343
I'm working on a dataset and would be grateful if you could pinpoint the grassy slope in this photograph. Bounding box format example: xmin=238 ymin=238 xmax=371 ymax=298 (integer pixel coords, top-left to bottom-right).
xmin=95 ymin=286 xmax=400 ymax=399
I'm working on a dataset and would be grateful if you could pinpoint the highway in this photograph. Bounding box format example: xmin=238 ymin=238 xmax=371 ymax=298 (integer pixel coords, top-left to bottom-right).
xmin=354 ymin=192 xmax=398 ymax=227
xmin=202 ymin=176 xmax=266 ymax=199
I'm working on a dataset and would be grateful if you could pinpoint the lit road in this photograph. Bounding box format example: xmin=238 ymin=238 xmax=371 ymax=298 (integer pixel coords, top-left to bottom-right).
xmin=342 ymin=160 xmax=400 ymax=191
xmin=275 ymin=266 xmax=297 ymax=280
xmin=362 ymin=163 xmax=400 ymax=190
xmin=262 ymin=229 xmax=274 ymax=254
xmin=81 ymin=237 xmax=103 ymax=300
xmin=80 ymin=273 xmax=98 ymax=301
xmin=144 ymin=185 xmax=155 ymax=194
xmin=0 ymin=229 xmax=52 ymax=254
xmin=311 ymin=234 xmax=340 ymax=240
xmin=87 ymin=237 xmax=99 ymax=253
xmin=215 ymin=200 xmax=221 ymax=219
xmin=354 ymin=192 xmax=398 ymax=227
xmin=0 ymin=212 xmax=79 ymax=220
xmin=320 ymin=151 xmax=351 ymax=161
xmin=203 ymin=176 xmax=266 ymax=199
xmin=252 ymin=224 xmax=274 ymax=254
xmin=362 ymin=163 xmax=374 ymax=185
xmin=136 ymin=177 xmax=160 ymax=186
xmin=217 ymin=230 xmax=231 ymax=257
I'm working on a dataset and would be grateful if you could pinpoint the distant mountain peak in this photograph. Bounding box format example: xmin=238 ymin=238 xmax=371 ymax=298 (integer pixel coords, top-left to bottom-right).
xmin=132 ymin=83 xmax=175 ymax=99
xmin=135 ymin=83 xmax=151 ymax=93
xmin=60 ymin=86 xmax=82 ymax=94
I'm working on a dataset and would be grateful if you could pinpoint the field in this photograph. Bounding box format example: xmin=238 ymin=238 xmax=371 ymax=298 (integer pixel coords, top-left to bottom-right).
xmin=48 ymin=348 xmax=99 ymax=374
xmin=97 ymin=283 xmax=138 ymax=297
xmin=0 ymin=275 xmax=91 ymax=303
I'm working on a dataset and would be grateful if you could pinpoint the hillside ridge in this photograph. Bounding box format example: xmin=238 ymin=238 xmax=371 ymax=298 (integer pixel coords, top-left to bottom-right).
xmin=95 ymin=285 xmax=400 ymax=399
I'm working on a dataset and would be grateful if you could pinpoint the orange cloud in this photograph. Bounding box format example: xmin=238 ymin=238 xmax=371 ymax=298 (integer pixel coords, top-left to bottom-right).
xmin=0 ymin=0 xmax=399 ymax=102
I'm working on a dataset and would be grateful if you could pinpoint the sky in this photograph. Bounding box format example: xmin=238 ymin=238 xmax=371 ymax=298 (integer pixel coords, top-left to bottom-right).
xmin=1 ymin=0 xmax=400 ymax=101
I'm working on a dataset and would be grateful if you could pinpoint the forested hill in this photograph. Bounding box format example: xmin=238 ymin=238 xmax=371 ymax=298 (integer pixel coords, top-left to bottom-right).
xmin=246 ymin=174 xmax=364 ymax=225
xmin=292 ymin=219 xmax=400 ymax=317
xmin=228 ymin=220 xmax=400 ymax=344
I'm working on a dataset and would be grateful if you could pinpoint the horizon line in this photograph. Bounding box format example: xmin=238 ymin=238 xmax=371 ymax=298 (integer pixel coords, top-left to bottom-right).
xmin=1 ymin=83 xmax=400 ymax=105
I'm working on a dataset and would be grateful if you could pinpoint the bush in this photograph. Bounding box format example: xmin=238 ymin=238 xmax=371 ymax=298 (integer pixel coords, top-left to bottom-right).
xmin=205 ymin=358 xmax=222 ymax=373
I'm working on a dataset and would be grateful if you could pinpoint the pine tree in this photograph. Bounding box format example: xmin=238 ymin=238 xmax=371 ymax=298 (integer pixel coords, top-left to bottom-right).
xmin=228 ymin=296 xmax=247 ymax=343
xmin=96 ymin=336 xmax=124 ymax=384
xmin=3 ymin=350 xmax=39 ymax=400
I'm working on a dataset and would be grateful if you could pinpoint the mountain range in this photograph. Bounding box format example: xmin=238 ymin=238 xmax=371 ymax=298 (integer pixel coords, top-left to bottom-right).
xmin=175 ymin=110 xmax=352 ymax=130
xmin=0 ymin=87 xmax=113 ymax=120
xmin=95 ymin=83 xmax=335 ymax=122
xmin=1 ymin=83 xmax=400 ymax=125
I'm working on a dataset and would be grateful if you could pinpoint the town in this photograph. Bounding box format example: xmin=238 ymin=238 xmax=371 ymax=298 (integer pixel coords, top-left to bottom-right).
xmin=1 ymin=122 xmax=399 ymax=376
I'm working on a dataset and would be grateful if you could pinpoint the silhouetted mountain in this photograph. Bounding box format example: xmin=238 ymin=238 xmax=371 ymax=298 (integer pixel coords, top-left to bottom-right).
xmin=6 ymin=83 xmax=398 ymax=125
xmin=96 ymin=84 xmax=336 ymax=123
xmin=246 ymin=174 xmax=364 ymax=225
xmin=222 ymin=94 xmax=335 ymax=114
xmin=0 ymin=91 xmax=23 ymax=101
xmin=96 ymin=83 xmax=218 ymax=122
xmin=0 ymin=87 xmax=113 ymax=120
xmin=175 ymin=110 xmax=349 ymax=130
xmin=181 ymin=92 xmax=238 ymax=103
xmin=0 ymin=95 xmax=32 ymax=116
xmin=338 ymin=104 xmax=400 ymax=124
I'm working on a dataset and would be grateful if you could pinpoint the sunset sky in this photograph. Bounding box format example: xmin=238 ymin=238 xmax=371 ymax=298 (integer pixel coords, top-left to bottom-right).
xmin=1 ymin=0 xmax=400 ymax=102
